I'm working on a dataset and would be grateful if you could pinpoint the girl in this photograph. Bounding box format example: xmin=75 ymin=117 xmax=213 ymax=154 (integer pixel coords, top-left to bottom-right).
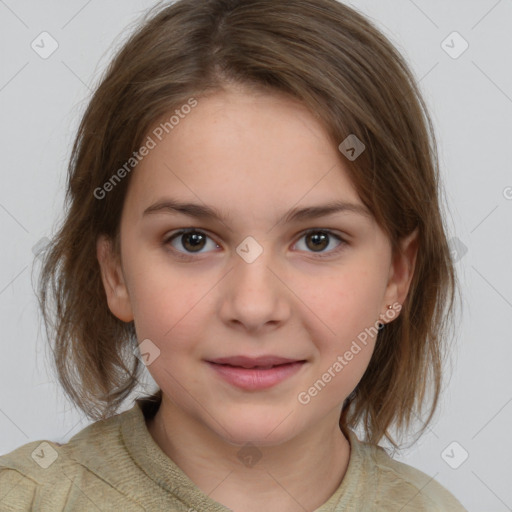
xmin=0 ymin=0 xmax=466 ymax=510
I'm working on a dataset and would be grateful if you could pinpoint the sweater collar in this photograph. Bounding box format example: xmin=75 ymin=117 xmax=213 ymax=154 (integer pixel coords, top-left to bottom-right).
xmin=119 ymin=396 xmax=367 ymax=511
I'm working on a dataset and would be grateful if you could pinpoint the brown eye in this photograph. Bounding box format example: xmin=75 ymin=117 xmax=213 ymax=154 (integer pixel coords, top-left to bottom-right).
xmin=305 ymin=231 xmax=329 ymax=251
xmin=165 ymin=229 xmax=219 ymax=254
xmin=181 ymin=231 xmax=207 ymax=252
xmin=294 ymin=229 xmax=345 ymax=257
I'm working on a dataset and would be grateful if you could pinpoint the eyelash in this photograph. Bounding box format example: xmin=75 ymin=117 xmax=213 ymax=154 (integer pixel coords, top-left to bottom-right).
xmin=163 ymin=228 xmax=348 ymax=261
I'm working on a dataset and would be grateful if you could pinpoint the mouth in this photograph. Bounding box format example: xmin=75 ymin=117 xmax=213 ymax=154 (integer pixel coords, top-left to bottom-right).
xmin=206 ymin=356 xmax=307 ymax=390
xmin=208 ymin=355 xmax=306 ymax=368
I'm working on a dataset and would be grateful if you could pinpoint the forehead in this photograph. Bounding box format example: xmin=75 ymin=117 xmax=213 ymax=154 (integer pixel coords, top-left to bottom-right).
xmin=123 ymin=88 xmax=363 ymax=223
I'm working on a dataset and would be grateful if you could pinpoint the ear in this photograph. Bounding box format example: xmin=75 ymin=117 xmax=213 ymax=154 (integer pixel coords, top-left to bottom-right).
xmin=381 ymin=228 xmax=419 ymax=322
xmin=96 ymin=234 xmax=134 ymax=322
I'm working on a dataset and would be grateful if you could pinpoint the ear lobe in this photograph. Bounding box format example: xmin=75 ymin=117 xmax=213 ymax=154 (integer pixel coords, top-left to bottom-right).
xmin=96 ymin=234 xmax=134 ymax=322
xmin=383 ymin=227 xmax=419 ymax=313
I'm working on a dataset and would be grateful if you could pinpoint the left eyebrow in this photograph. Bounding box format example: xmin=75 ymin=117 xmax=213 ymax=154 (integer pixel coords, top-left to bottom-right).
xmin=143 ymin=198 xmax=372 ymax=224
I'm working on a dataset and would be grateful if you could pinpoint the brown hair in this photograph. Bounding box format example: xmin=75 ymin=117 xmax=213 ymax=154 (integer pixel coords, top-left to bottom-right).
xmin=38 ymin=0 xmax=459 ymax=446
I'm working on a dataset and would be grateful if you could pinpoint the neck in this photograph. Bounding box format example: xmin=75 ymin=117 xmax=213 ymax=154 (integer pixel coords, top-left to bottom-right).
xmin=145 ymin=396 xmax=351 ymax=512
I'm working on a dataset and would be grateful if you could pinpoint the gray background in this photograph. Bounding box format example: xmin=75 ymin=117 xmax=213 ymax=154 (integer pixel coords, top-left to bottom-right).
xmin=1 ymin=1 xmax=511 ymax=510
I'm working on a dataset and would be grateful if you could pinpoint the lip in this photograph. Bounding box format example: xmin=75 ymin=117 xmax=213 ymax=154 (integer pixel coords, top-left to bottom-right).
xmin=209 ymin=355 xmax=302 ymax=368
xmin=206 ymin=356 xmax=306 ymax=391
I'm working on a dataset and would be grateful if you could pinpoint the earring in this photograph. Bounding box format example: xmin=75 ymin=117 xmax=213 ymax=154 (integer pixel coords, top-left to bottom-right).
xmin=378 ymin=305 xmax=393 ymax=330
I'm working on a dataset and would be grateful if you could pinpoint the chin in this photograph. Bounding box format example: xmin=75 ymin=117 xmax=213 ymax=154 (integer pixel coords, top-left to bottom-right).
xmin=208 ymin=410 xmax=303 ymax=448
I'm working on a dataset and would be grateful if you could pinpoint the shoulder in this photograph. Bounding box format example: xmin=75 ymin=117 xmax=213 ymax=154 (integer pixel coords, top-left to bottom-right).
xmin=0 ymin=438 xmax=62 ymax=510
xmin=346 ymin=431 xmax=467 ymax=511
xmin=0 ymin=405 xmax=140 ymax=511
xmin=0 ymin=463 xmax=39 ymax=510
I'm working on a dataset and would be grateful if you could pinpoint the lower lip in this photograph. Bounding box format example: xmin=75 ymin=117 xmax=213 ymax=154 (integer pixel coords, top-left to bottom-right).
xmin=207 ymin=361 xmax=305 ymax=390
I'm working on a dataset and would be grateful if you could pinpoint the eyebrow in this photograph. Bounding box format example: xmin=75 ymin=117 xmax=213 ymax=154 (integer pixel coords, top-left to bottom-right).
xmin=143 ymin=198 xmax=372 ymax=224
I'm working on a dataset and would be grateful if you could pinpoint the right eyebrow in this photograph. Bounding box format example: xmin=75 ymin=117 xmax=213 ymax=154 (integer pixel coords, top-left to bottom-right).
xmin=143 ymin=198 xmax=372 ymax=224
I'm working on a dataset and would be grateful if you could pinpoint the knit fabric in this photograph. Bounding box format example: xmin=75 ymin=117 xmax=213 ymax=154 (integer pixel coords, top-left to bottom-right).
xmin=0 ymin=397 xmax=466 ymax=511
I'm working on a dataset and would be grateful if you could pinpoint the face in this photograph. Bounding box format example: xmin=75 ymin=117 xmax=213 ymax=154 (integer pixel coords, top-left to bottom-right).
xmin=97 ymin=86 xmax=417 ymax=447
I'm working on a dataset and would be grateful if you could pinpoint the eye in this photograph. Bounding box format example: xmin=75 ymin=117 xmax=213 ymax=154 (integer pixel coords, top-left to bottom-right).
xmin=293 ymin=229 xmax=346 ymax=257
xmin=164 ymin=229 xmax=220 ymax=257
xmin=163 ymin=228 xmax=347 ymax=260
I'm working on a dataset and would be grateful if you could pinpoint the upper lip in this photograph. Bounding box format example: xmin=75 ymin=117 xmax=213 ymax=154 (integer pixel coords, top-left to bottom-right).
xmin=207 ymin=356 xmax=304 ymax=368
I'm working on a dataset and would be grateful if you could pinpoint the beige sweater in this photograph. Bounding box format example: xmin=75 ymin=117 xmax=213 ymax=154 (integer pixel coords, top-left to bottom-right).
xmin=0 ymin=397 xmax=466 ymax=511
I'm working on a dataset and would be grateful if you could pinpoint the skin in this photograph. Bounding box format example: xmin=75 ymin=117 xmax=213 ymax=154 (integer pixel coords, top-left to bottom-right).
xmin=97 ymin=85 xmax=418 ymax=512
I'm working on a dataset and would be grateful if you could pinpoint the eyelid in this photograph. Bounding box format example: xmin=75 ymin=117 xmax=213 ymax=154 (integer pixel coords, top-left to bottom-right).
xmin=163 ymin=227 xmax=349 ymax=259
xmin=295 ymin=228 xmax=347 ymax=258
xmin=163 ymin=228 xmax=221 ymax=257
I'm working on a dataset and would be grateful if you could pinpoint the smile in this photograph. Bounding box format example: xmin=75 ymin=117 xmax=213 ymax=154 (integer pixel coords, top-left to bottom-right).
xmin=206 ymin=360 xmax=306 ymax=390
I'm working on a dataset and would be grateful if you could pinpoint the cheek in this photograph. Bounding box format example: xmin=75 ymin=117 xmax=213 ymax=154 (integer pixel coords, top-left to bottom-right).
xmin=300 ymin=274 xmax=382 ymax=403
xmin=304 ymin=265 xmax=385 ymax=338
xmin=294 ymin=262 xmax=387 ymax=395
xmin=125 ymin=251 xmax=206 ymax=347
xmin=128 ymin=273 xmax=207 ymax=394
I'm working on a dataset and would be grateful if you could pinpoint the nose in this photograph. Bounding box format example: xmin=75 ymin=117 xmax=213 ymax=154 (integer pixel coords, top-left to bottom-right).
xmin=218 ymin=244 xmax=291 ymax=333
